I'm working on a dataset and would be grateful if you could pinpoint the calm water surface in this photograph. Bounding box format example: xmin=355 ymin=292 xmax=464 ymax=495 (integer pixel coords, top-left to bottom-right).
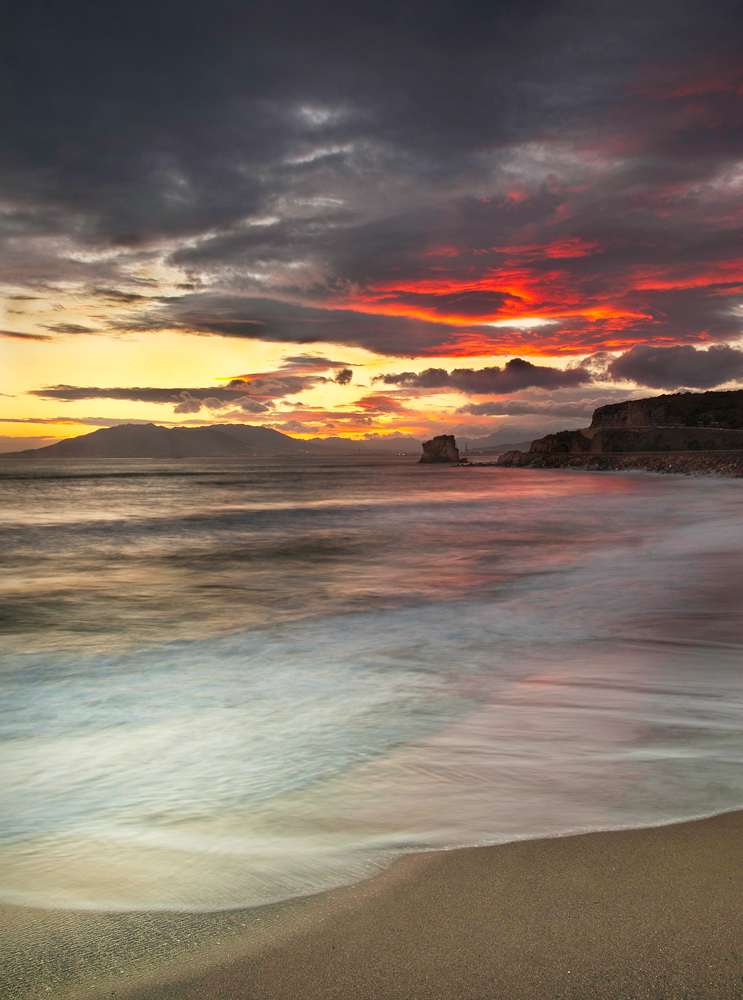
xmin=2 ymin=456 xmax=743 ymax=911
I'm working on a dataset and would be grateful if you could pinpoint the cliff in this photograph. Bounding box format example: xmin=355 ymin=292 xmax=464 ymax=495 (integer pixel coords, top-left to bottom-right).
xmin=524 ymin=425 xmax=743 ymax=456
xmin=497 ymin=387 xmax=743 ymax=471
xmin=591 ymin=388 xmax=743 ymax=429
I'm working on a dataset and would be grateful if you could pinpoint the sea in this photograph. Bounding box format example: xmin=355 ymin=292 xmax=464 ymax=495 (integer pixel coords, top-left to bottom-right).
xmin=2 ymin=455 xmax=743 ymax=915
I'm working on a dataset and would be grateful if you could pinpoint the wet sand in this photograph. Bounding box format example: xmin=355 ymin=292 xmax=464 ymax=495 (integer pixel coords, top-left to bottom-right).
xmin=5 ymin=810 xmax=743 ymax=1000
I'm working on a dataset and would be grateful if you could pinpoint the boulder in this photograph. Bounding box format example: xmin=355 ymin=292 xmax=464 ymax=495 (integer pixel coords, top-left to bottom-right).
xmin=419 ymin=434 xmax=460 ymax=463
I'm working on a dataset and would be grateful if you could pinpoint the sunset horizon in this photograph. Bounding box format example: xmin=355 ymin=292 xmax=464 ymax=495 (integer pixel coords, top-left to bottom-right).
xmin=3 ymin=2 xmax=743 ymax=451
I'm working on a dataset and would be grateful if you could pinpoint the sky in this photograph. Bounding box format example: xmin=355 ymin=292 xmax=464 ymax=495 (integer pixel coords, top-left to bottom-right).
xmin=2 ymin=0 xmax=743 ymax=450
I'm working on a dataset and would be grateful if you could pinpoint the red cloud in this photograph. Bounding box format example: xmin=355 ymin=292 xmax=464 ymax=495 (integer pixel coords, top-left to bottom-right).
xmin=634 ymin=55 xmax=743 ymax=100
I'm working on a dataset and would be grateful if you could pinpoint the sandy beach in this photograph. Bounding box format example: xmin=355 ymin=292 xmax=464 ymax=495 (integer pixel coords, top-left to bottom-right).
xmin=3 ymin=809 xmax=741 ymax=1000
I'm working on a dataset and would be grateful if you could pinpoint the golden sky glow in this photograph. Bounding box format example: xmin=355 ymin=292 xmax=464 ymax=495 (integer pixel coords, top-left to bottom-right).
xmin=2 ymin=43 xmax=743 ymax=450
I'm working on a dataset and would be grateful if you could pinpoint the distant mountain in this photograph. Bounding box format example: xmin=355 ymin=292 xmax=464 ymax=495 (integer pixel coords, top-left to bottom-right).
xmin=0 ymin=422 xmax=423 ymax=459
xmin=217 ymin=426 xmax=423 ymax=455
xmin=0 ymin=423 xmax=306 ymax=459
xmin=208 ymin=424 xmax=308 ymax=453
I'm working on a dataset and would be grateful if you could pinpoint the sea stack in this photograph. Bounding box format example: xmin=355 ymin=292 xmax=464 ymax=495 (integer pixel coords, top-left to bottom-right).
xmin=419 ymin=434 xmax=460 ymax=463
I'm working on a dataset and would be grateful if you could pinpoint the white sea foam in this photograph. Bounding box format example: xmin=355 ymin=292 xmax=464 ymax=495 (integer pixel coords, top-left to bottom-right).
xmin=2 ymin=458 xmax=743 ymax=909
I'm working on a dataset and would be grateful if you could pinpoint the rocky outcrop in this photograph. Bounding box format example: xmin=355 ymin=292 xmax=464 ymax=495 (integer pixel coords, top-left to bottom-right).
xmin=529 ymin=430 xmax=595 ymax=454
xmin=497 ymin=449 xmax=537 ymax=467
xmin=419 ymin=434 xmax=461 ymax=463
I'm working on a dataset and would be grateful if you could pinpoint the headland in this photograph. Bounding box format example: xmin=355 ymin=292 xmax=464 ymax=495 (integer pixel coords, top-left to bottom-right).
xmin=493 ymin=388 xmax=743 ymax=476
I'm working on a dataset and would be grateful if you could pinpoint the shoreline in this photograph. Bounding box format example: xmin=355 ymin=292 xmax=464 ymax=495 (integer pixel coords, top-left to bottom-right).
xmin=4 ymin=809 xmax=743 ymax=999
xmin=480 ymin=449 xmax=743 ymax=476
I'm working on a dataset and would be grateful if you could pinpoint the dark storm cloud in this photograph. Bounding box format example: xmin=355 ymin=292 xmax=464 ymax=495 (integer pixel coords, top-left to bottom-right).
xmin=456 ymin=397 xmax=629 ymax=419
xmin=172 ymin=391 xmax=275 ymax=415
xmin=249 ymin=354 xmax=354 ymax=377
xmin=43 ymin=323 xmax=95 ymax=335
xmin=0 ymin=329 xmax=52 ymax=341
xmin=5 ymin=0 xmax=706 ymax=235
xmin=0 ymin=416 xmax=169 ymax=426
xmin=29 ymin=379 xmax=314 ymax=405
xmin=91 ymin=288 xmax=149 ymax=304
xmin=376 ymin=358 xmax=590 ymax=394
xmin=457 ymin=399 xmax=596 ymax=418
xmin=2 ymin=0 xmax=743 ymax=361
xmin=370 ymin=289 xmax=522 ymax=319
xmin=26 ymin=354 xmax=354 ymax=412
xmin=600 ymin=343 xmax=743 ymax=389
xmin=280 ymin=355 xmax=348 ymax=369
xmin=126 ymin=293 xmax=504 ymax=356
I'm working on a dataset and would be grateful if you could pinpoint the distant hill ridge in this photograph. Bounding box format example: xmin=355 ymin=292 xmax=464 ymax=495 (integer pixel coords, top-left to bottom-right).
xmin=0 ymin=423 xmax=423 ymax=459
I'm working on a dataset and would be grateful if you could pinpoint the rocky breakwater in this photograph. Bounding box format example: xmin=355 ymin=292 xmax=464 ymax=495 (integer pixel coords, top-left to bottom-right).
xmin=496 ymin=450 xmax=743 ymax=476
xmin=419 ymin=434 xmax=462 ymax=463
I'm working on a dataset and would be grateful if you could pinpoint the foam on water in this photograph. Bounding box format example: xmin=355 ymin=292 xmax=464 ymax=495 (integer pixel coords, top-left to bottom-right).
xmin=2 ymin=458 xmax=743 ymax=910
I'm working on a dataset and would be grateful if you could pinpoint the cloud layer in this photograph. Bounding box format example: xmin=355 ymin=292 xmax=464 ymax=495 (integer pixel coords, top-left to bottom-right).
xmin=376 ymin=358 xmax=589 ymax=394
xmin=602 ymin=344 xmax=743 ymax=390
xmin=1 ymin=0 xmax=743 ymax=360
xmin=3 ymin=0 xmax=743 ymax=443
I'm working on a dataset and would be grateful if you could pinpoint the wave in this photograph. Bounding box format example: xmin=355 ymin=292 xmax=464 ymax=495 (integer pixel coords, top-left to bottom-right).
xmin=2 ymin=462 xmax=743 ymax=909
